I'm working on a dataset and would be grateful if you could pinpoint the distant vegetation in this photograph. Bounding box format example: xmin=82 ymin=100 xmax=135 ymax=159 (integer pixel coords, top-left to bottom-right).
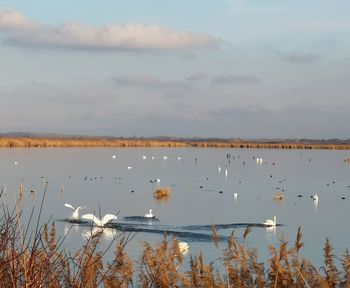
xmin=154 ymin=187 xmax=171 ymax=200
xmin=1 ymin=134 xmax=350 ymax=149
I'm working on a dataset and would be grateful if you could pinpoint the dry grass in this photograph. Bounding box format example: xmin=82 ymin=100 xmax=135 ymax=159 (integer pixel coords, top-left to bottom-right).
xmin=153 ymin=187 xmax=171 ymax=200
xmin=1 ymin=186 xmax=350 ymax=287
xmin=1 ymin=136 xmax=350 ymax=149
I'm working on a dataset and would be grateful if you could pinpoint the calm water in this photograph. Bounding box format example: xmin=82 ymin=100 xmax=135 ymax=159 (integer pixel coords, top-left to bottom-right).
xmin=1 ymin=147 xmax=350 ymax=267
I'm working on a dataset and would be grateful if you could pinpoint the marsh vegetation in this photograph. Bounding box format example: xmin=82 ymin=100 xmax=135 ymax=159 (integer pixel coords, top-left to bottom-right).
xmin=1 ymin=186 xmax=350 ymax=287
xmin=1 ymin=136 xmax=350 ymax=150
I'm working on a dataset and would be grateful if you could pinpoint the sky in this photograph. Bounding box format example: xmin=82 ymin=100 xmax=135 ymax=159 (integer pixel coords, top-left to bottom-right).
xmin=0 ymin=0 xmax=349 ymax=139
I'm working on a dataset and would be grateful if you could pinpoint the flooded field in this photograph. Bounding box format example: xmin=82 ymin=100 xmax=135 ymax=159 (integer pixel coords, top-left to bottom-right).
xmin=1 ymin=147 xmax=350 ymax=266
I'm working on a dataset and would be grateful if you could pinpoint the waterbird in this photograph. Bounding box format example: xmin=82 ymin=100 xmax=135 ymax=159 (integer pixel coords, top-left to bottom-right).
xmin=142 ymin=155 xmax=147 ymax=159
xmin=218 ymin=166 xmax=221 ymax=173
xmin=263 ymin=216 xmax=277 ymax=227
xmin=233 ymin=193 xmax=238 ymax=199
xmin=178 ymin=242 xmax=189 ymax=256
xmin=163 ymin=155 xmax=168 ymax=160
xmin=81 ymin=213 xmax=118 ymax=227
xmin=311 ymin=193 xmax=318 ymax=201
xmin=112 ymin=155 xmax=116 ymax=159
xmin=127 ymin=166 xmax=132 ymax=170
xmin=64 ymin=203 xmax=86 ymax=220
xmin=177 ymin=156 xmax=182 ymax=160
xmin=144 ymin=209 xmax=154 ymax=218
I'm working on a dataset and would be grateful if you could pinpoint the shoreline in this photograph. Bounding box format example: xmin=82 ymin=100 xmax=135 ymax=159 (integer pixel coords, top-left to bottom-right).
xmin=1 ymin=137 xmax=350 ymax=149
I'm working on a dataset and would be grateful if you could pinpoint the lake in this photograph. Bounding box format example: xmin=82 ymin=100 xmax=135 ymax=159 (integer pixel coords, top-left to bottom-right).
xmin=1 ymin=147 xmax=349 ymax=267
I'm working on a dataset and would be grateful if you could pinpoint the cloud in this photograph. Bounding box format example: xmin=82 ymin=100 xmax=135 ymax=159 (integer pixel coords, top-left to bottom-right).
xmin=185 ymin=72 xmax=207 ymax=81
xmin=114 ymin=74 xmax=188 ymax=89
xmin=277 ymin=51 xmax=321 ymax=63
xmin=0 ymin=9 xmax=219 ymax=51
xmin=211 ymin=74 xmax=260 ymax=84
xmin=0 ymin=9 xmax=38 ymax=31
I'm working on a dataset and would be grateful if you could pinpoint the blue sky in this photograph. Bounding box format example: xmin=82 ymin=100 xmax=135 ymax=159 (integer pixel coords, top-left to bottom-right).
xmin=0 ymin=0 xmax=349 ymax=138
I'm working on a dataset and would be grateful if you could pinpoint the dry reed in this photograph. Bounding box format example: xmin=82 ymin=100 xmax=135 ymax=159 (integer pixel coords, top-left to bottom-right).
xmin=1 ymin=136 xmax=350 ymax=150
xmin=1 ymin=187 xmax=350 ymax=287
xmin=153 ymin=187 xmax=171 ymax=200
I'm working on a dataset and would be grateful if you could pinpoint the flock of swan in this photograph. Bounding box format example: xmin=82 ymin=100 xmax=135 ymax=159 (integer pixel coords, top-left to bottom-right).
xmin=64 ymin=203 xmax=155 ymax=226
xmin=64 ymin=154 xmax=327 ymax=236
xmin=64 ymin=203 xmax=189 ymax=256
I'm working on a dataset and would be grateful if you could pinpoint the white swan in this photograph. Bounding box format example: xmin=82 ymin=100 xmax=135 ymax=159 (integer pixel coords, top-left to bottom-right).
xmin=311 ymin=193 xmax=318 ymax=201
xmin=144 ymin=209 xmax=154 ymax=218
xmin=178 ymin=242 xmax=189 ymax=256
xmin=64 ymin=203 xmax=85 ymax=220
xmin=263 ymin=216 xmax=277 ymax=227
xmin=81 ymin=213 xmax=118 ymax=227
xmin=142 ymin=155 xmax=147 ymax=159
xmin=218 ymin=166 xmax=221 ymax=173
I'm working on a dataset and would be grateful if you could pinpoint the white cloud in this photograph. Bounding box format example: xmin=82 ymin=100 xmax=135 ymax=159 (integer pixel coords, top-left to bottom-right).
xmin=185 ymin=72 xmax=207 ymax=81
xmin=114 ymin=74 xmax=188 ymax=89
xmin=0 ymin=9 xmax=38 ymax=31
xmin=211 ymin=74 xmax=260 ymax=84
xmin=277 ymin=51 xmax=321 ymax=63
xmin=0 ymin=9 xmax=219 ymax=51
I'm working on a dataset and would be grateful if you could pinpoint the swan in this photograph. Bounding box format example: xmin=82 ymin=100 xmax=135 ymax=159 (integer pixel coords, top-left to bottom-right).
xmin=142 ymin=155 xmax=147 ymax=159
xmin=127 ymin=166 xmax=132 ymax=170
xmin=218 ymin=166 xmax=221 ymax=173
xmin=233 ymin=193 xmax=238 ymax=199
xmin=311 ymin=193 xmax=318 ymax=201
xmin=163 ymin=155 xmax=168 ymax=160
xmin=225 ymin=169 xmax=228 ymax=176
xmin=81 ymin=213 xmax=118 ymax=227
xmin=263 ymin=216 xmax=277 ymax=227
xmin=178 ymin=242 xmax=189 ymax=256
xmin=144 ymin=209 xmax=154 ymax=218
xmin=64 ymin=203 xmax=85 ymax=220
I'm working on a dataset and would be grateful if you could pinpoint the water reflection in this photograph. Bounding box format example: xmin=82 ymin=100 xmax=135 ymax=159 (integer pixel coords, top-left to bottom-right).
xmin=82 ymin=227 xmax=117 ymax=240
xmin=265 ymin=225 xmax=276 ymax=236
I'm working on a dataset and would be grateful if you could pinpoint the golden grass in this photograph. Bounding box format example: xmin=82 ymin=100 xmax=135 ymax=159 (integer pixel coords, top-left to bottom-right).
xmin=273 ymin=191 xmax=284 ymax=200
xmin=1 ymin=136 xmax=350 ymax=149
xmin=153 ymin=187 xmax=171 ymax=200
xmin=1 ymin=186 xmax=350 ymax=287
